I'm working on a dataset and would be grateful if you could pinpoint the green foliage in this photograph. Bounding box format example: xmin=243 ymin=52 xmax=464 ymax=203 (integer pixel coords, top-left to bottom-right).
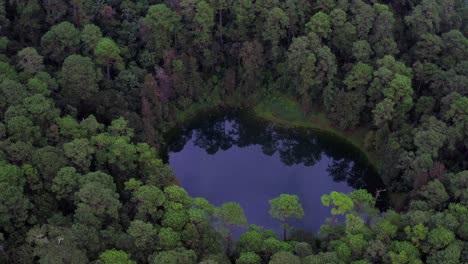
xmin=133 ymin=185 xmax=165 ymax=221
xmin=52 ymin=167 xmax=80 ymax=200
xmin=158 ymin=227 xmax=181 ymax=250
xmin=143 ymin=4 xmax=181 ymax=54
xmin=63 ymin=138 xmax=95 ymax=171
xmin=40 ymin=21 xmax=80 ymax=63
xmin=344 ymin=62 xmax=373 ymax=90
xmin=0 ymin=1 xmax=466 ymax=263
xmin=0 ymin=61 xmax=17 ymax=82
xmin=306 ymin=12 xmax=331 ymax=39
xmin=321 ymin=191 xmax=354 ymax=216
xmin=58 ymin=55 xmax=99 ymax=107
xmin=236 ymin=252 xmax=262 ymax=264
xmin=387 ymin=241 xmax=422 ymax=264
xmin=216 ymin=202 xmax=247 ymax=229
xmin=237 ymin=229 xmax=264 ymax=253
xmin=98 ymin=249 xmax=136 ymax=264
xmin=17 ymin=47 xmax=43 ymax=74
xmin=269 ymin=194 xmax=304 ymax=239
xmin=427 ymin=226 xmax=455 ymax=249
xmin=269 ymin=194 xmax=304 ymax=221
xmin=81 ymin=24 xmax=102 ymax=55
xmin=194 ymin=1 xmax=215 ymax=46
xmin=128 ymin=220 xmax=158 ymax=252
xmin=263 ymin=7 xmax=289 ymax=58
xmin=94 ymin=37 xmax=122 ymax=79
xmin=268 ymin=251 xmax=301 ymax=264
xmin=0 ymin=164 xmax=31 ymax=232
xmin=149 ymin=248 xmax=196 ymax=264
xmin=164 ymin=185 xmax=191 ymax=207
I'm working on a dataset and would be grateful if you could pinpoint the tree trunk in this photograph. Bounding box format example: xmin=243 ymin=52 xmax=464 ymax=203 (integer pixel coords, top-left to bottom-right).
xmin=106 ymin=58 xmax=110 ymax=80
xmin=219 ymin=9 xmax=223 ymax=45
xmin=226 ymin=232 xmax=232 ymax=256
xmin=283 ymin=221 xmax=287 ymax=241
xmin=72 ymin=2 xmax=81 ymax=26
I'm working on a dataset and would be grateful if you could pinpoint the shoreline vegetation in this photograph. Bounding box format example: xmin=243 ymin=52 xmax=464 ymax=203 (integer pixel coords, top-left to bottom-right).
xmin=173 ymin=93 xmax=380 ymax=169
xmin=172 ymin=95 xmax=410 ymax=210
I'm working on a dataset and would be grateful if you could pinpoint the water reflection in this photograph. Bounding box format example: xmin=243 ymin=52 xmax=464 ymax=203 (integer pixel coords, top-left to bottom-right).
xmin=165 ymin=110 xmax=386 ymax=235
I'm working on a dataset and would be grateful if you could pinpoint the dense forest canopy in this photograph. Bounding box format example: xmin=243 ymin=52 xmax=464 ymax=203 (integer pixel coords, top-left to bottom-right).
xmin=0 ymin=0 xmax=466 ymax=263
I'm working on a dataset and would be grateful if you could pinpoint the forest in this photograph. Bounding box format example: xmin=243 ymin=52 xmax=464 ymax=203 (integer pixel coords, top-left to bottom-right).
xmin=0 ymin=0 xmax=466 ymax=263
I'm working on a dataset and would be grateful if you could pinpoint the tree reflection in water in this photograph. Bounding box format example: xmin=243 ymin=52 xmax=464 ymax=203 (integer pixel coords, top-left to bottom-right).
xmin=166 ymin=110 xmax=385 ymax=200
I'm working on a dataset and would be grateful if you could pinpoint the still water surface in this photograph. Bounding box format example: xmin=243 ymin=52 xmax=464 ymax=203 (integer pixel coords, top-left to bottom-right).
xmin=166 ymin=110 xmax=385 ymax=236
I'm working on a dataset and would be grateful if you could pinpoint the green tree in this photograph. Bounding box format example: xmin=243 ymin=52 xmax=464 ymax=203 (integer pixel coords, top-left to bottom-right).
xmin=40 ymin=21 xmax=80 ymax=63
xmin=387 ymin=241 xmax=421 ymax=264
xmin=133 ymin=185 xmax=166 ymax=222
xmin=81 ymin=24 xmax=103 ymax=55
xmin=236 ymin=252 xmax=262 ymax=264
xmin=0 ymin=164 xmax=32 ymax=233
xmin=158 ymin=227 xmax=181 ymax=250
xmin=269 ymin=194 xmax=304 ymax=240
xmin=343 ymin=62 xmax=373 ymax=90
xmin=427 ymin=226 xmax=455 ymax=250
xmin=416 ymin=180 xmax=449 ymax=210
xmin=231 ymin=0 xmax=255 ymax=41
xmin=52 ymin=167 xmax=80 ymax=201
xmin=194 ymin=1 xmax=215 ymax=46
xmin=269 ymin=251 xmax=301 ymax=264
xmin=382 ymin=74 xmax=414 ymax=115
xmin=404 ymin=0 xmax=441 ymax=37
xmin=94 ymin=38 xmax=121 ymax=80
xmin=0 ymin=61 xmax=17 ymax=83
xmin=58 ymin=55 xmax=99 ymax=107
xmin=352 ymin=40 xmax=373 ymax=62
xmin=63 ymin=138 xmax=95 ymax=172
xmin=127 ymin=220 xmax=158 ymax=258
xmin=215 ymin=202 xmax=247 ymax=254
xmin=404 ymin=224 xmax=428 ymax=247
xmin=0 ymin=79 xmax=26 ymax=111
xmin=17 ymin=47 xmax=44 ymax=74
xmin=262 ymin=7 xmax=289 ymax=59
xmin=143 ymin=4 xmax=181 ymax=56
xmin=445 ymin=96 xmax=468 ymax=146
xmin=26 ymin=225 xmax=89 ymax=264
xmin=330 ymin=8 xmax=357 ymax=56
xmin=149 ymin=249 xmax=196 ymax=264
xmin=321 ymin=191 xmax=354 ymax=217
xmin=426 ymin=241 xmax=463 ymax=264
xmin=98 ymin=249 xmax=136 ymax=264
xmin=447 ymin=171 xmax=468 ymax=205
xmin=27 ymin=77 xmax=50 ymax=96
xmin=306 ymin=11 xmax=331 ymax=40
xmin=209 ymin=0 xmax=232 ymax=44
xmin=373 ymin=99 xmax=395 ymax=127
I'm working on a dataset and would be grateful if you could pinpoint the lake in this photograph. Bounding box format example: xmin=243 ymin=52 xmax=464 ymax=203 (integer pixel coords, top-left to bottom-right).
xmin=165 ymin=110 xmax=386 ymax=237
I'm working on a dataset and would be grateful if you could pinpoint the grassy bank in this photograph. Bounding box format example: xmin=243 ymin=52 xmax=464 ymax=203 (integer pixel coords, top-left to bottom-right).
xmin=175 ymin=101 xmax=219 ymax=124
xmin=172 ymin=94 xmax=381 ymax=169
xmin=254 ymin=94 xmax=381 ymax=169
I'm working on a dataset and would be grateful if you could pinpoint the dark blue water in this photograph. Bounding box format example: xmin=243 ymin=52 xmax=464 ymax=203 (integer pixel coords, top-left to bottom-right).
xmin=166 ymin=111 xmax=385 ymax=237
